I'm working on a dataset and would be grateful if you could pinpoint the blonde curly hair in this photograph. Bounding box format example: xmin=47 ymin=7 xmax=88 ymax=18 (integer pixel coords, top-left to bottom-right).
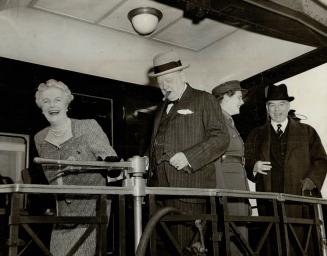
xmin=35 ymin=79 xmax=74 ymax=108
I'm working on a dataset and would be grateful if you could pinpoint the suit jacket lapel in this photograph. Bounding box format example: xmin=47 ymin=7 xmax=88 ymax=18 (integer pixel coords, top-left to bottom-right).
xmin=261 ymin=122 xmax=272 ymax=191
xmin=151 ymin=84 xmax=194 ymax=148
xmin=151 ymin=101 xmax=167 ymax=147
xmin=285 ymin=118 xmax=298 ymax=162
xmin=261 ymin=123 xmax=271 ymax=161
xmin=167 ymin=84 xmax=194 ymax=119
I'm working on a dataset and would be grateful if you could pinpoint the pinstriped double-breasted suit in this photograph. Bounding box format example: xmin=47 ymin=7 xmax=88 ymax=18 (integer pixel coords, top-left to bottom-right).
xmin=149 ymin=84 xmax=229 ymax=249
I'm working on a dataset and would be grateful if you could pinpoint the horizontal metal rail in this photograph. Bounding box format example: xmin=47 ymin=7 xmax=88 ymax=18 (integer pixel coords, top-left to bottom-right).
xmin=33 ymin=157 xmax=133 ymax=169
xmin=2 ymin=156 xmax=326 ymax=255
xmin=1 ymin=185 xmax=327 ymax=255
xmin=1 ymin=184 xmax=327 ymax=205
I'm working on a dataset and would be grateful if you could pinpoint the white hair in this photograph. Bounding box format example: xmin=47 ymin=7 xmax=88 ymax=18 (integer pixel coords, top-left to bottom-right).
xmin=35 ymin=79 xmax=74 ymax=108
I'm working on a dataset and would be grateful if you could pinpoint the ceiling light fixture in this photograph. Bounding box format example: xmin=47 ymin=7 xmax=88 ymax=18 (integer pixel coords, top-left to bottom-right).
xmin=128 ymin=7 xmax=163 ymax=35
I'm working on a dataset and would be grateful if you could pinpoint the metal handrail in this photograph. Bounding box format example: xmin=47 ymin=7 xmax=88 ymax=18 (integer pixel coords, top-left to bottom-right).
xmin=1 ymin=156 xmax=327 ymax=255
xmin=2 ymin=184 xmax=327 ymax=205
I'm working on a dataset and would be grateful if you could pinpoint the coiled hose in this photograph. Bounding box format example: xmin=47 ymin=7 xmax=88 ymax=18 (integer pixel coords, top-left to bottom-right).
xmin=135 ymin=206 xmax=182 ymax=256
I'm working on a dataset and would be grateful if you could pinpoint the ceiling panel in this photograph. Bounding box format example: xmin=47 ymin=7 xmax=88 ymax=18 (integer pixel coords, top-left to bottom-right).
xmin=29 ymin=0 xmax=239 ymax=51
xmin=153 ymin=18 xmax=238 ymax=51
xmin=33 ymin=0 xmax=123 ymax=22
xmin=99 ymin=0 xmax=183 ymax=35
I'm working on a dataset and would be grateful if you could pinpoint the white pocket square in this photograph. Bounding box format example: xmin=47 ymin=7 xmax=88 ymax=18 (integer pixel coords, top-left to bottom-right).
xmin=177 ymin=109 xmax=194 ymax=115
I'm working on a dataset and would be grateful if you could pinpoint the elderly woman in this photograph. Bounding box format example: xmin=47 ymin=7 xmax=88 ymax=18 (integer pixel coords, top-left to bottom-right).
xmin=212 ymin=80 xmax=250 ymax=255
xmin=34 ymin=79 xmax=117 ymax=256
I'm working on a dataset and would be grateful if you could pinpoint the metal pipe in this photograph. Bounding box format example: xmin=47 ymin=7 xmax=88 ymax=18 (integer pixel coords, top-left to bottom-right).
xmin=134 ymin=195 xmax=143 ymax=252
xmin=136 ymin=207 xmax=181 ymax=256
xmin=128 ymin=156 xmax=147 ymax=252
xmin=318 ymin=204 xmax=327 ymax=255
xmin=33 ymin=157 xmax=132 ymax=169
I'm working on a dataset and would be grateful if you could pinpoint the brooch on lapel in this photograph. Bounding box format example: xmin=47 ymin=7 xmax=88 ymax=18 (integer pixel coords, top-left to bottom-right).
xmin=177 ymin=109 xmax=194 ymax=115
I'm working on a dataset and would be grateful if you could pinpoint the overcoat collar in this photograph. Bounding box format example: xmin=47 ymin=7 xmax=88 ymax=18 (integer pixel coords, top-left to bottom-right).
xmin=259 ymin=118 xmax=300 ymax=191
xmin=222 ymin=110 xmax=234 ymax=127
xmin=260 ymin=122 xmax=271 ymax=161
xmin=260 ymin=118 xmax=299 ymax=161
xmin=284 ymin=118 xmax=301 ymax=162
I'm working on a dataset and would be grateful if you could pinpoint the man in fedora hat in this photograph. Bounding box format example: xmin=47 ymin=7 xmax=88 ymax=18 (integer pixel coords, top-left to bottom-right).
xmin=244 ymin=83 xmax=327 ymax=254
xmin=148 ymin=50 xmax=229 ymax=254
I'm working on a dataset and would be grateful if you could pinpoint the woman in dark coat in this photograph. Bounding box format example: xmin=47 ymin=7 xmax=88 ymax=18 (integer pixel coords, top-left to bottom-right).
xmin=212 ymin=80 xmax=250 ymax=255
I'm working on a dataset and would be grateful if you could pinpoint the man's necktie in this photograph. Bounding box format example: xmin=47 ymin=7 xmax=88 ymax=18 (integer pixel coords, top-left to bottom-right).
xmin=276 ymin=124 xmax=283 ymax=136
xmin=166 ymin=99 xmax=179 ymax=114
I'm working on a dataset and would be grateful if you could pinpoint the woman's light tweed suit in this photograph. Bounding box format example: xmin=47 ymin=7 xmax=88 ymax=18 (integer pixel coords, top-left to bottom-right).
xmin=35 ymin=118 xmax=116 ymax=256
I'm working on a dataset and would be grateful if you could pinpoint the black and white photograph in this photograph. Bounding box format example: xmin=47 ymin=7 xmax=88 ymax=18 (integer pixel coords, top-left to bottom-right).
xmin=0 ymin=0 xmax=327 ymax=255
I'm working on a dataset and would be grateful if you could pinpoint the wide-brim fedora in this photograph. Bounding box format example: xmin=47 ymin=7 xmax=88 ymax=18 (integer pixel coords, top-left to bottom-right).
xmin=266 ymin=83 xmax=294 ymax=102
xmin=212 ymin=80 xmax=247 ymax=97
xmin=149 ymin=50 xmax=190 ymax=77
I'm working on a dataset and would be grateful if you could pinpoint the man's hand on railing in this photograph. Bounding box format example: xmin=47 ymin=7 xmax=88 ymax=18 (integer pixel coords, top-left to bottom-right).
xmin=301 ymin=178 xmax=318 ymax=197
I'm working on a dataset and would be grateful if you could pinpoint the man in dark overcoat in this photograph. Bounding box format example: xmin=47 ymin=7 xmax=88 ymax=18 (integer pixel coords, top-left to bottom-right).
xmin=245 ymin=83 xmax=327 ymax=255
xmin=148 ymin=50 xmax=229 ymax=254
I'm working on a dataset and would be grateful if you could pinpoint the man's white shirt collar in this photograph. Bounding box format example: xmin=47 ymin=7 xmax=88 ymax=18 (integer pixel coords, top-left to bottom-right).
xmin=166 ymin=83 xmax=187 ymax=114
xmin=271 ymin=119 xmax=288 ymax=133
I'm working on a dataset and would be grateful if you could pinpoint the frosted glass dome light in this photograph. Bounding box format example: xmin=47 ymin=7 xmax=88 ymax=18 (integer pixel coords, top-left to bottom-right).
xmin=128 ymin=7 xmax=163 ymax=36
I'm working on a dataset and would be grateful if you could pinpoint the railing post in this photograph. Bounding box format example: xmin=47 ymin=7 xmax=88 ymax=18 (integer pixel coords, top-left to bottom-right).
xmin=210 ymin=196 xmax=220 ymax=255
xmin=129 ymin=156 xmax=147 ymax=253
xmin=8 ymin=193 xmax=21 ymax=256
xmin=118 ymin=194 xmax=126 ymax=256
xmin=221 ymin=196 xmax=231 ymax=256
xmin=96 ymin=195 xmax=107 ymax=256
xmin=317 ymin=203 xmax=327 ymax=256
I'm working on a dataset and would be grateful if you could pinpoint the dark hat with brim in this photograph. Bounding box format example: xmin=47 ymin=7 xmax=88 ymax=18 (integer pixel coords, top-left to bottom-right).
xmin=149 ymin=50 xmax=190 ymax=77
xmin=266 ymin=84 xmax=294 ymax=102
xmin=212 ymin=80 xmax=247 ymax=97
